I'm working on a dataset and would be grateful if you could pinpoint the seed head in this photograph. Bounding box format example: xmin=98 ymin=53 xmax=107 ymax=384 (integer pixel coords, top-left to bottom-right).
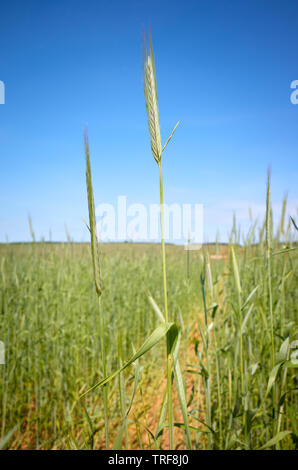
xmin=143 ymin=33 xmax=162 ymax=164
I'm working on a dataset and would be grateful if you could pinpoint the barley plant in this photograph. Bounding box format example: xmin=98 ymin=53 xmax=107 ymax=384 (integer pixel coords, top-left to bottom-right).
xmin=0 ymin=33 xmax=297 ymax=451
xmin=143 ymin=30 xmax=185 ymax=449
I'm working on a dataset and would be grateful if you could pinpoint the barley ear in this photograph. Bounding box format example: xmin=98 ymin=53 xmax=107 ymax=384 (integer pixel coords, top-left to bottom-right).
xmin=143 ymin=33 xmax=162 ymax=164
xmin=84 ymin=130 xmax=101 ymax=296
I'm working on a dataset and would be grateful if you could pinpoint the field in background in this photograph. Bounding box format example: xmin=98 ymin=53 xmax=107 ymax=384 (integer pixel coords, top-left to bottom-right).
xmin=0 ymin=236 xmax=297 ymax=449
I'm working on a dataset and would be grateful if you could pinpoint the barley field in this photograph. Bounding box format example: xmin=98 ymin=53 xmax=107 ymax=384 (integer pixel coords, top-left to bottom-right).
xmin=0 ymin=211 xmax=297 ymax=449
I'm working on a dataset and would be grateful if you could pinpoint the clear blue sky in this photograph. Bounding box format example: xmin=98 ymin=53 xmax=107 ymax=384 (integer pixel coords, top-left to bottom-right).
xmin=0 ymin=0 xmax=297 ymax=243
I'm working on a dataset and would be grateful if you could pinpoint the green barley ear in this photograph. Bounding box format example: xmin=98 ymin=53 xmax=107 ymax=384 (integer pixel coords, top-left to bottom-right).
xmin=84 ymin=130 xmax=101 ymax=296
xmin=278 ymin=193 xmax=287 ymax=240
xmin=230 ymin=245 xmax=242 ymax=308
xmin=143 ymin=30 xmax=162 ymax=164
xmin=143 ymin=30 xmax=179 ymax=163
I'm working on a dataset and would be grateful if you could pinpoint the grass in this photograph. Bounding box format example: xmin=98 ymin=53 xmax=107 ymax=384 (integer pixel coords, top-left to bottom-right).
xmin=0 ymin=223 xmax=297 ymax=450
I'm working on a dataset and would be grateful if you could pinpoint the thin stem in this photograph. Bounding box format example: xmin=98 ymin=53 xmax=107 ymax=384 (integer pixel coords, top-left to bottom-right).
xmin=214 ymin=326 xmax=222 ymax=446
xmin=98 ymin=296 xmax=109 ymax=449
xmin=159 ymin=161 xmax=168 ymax=323
xmin=159 ymin=160 xmax=173 ymax=450
xmin=266 ymin=170 xmax=276 ymax=438
xmin=201 ymin=273 xmax=212 ymax=448
xmin=186 ymin=234 xmax=190 ymax=280
xmin=266 ymin=170 xmax=274 ymax=368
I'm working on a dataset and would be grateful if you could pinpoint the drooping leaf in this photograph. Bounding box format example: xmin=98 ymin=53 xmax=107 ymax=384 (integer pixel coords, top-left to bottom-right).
xmin=147 ymin=291 xmax=165 ymax=323
xmin=80 ymin=322 xmax=177 ymax=398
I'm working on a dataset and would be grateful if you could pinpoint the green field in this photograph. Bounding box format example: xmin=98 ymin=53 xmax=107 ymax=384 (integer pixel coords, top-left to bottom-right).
xmin=0 ymin=225 xmax=297 ymax=449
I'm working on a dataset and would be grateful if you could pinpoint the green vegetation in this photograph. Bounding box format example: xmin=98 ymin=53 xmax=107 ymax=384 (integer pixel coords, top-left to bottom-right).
xmin=0 ymin=206 xmax=297 ymax=449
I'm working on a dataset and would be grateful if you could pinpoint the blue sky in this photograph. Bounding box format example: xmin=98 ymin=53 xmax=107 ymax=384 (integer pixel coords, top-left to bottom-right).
xmin=0 ymin=0 xmax=297 ymax=243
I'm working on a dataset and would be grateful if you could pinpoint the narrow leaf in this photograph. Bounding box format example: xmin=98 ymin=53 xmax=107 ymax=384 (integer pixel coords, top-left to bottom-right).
xmin=80 ymin=323 xmax=176 ymax=397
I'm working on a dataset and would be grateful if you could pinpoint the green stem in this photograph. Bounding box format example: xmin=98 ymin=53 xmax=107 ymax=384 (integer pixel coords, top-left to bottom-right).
xmin=214 ymin=326 xmax=222 ymax=446
xmin=187 ymin=235 xmax=190 ymax=280
xmin=118 ymin=332 xmax=128 ymax=449
xmin=159 ymin=161 xmax=168 ymax=322
xmin=98 ymin=296 xmax=109 ymax=449
xmin=201 ymin=275 xmax=212 ymax=448
xmin=266 ymin=172 xmax=276 ymax=438
xmin=159 ymin=160 xmax=173 ymax=450
xmin=266 ymin=171 xmax=274 ymax=369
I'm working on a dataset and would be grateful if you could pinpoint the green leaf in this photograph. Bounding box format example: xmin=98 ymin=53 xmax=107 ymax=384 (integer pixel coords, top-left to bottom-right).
xmin=117 ymin=332 xmax=128 ymax=449
xmin=112 ymin=421 xmax=127 ymax=450
xmin=172 ymin=334 xmax=192 ymax=449
xmin=0 ymin=425 xmax=19 ymax=450
xmin=80 ymin=322 xmax=176 ymax=398
xmin=265 ymin=362 xmax=284 ymax=397
xmin=82 ymin=401 xmax=94 ymax=449
xmin=290 ymin=216 xmax=298 ymax=231
xmin=167 ymin=322 xmax=179 ymax=356
xmin=147 ymin=291 xmax=165 ymax=323
xmin=230 ymin=245 xmax=242 ymax=299
xmin=198 ymin=322 xmax=208 ymax=352
xmin=250 ymin=362 xmax=259 ymax=376
xmin=241 ymin=303 xmax=254 ymax=334
xmin=199 ymin=362 xmax=209 ymax=379
xmin=126 ymin=344 xmax=141 ymax=417
xmin=210 ymin=303 xmax=218 ymax=320
xmin=154 ymin=387 xmax=168 ymax=443
xmin=156 ymin=422 xmax=208 ymax=438
xmin=272 ymin=247 xmax=298 ymax=256
xmin=241 ymin=285 xmax=259 ymax=311
xmin=284 ymin=360 xmax=298 ymax=368
xmin=259 ymin=431 xmax=292 ymax=449
xmin=277 ymin=337 xmax=289 ymax=363
xmin=232 ymin=397 xmax=242 ymax=418
xmin=187 ymin=384 xmax=195 ymax=408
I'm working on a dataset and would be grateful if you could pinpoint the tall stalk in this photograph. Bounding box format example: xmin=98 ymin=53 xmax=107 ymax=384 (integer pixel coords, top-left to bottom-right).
xmin=159 ymin=162 xmax=168 ymax=322
xmin=230 ymin=244 xmax=248 ymax=443
xmin=143 ymin=31 xmax=179 ymax=449
xmin=266 ymin=169 xmax=276 ymax=437
xmin=158 ymin=160 xmax=173 ymax=448
xmin=84 ymin=132 xmax=109 ymax=448
xmin=200 ymin=267 xmax=212 ymax=448
xmin=266 ymin=169 xmax=274 ymax=369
